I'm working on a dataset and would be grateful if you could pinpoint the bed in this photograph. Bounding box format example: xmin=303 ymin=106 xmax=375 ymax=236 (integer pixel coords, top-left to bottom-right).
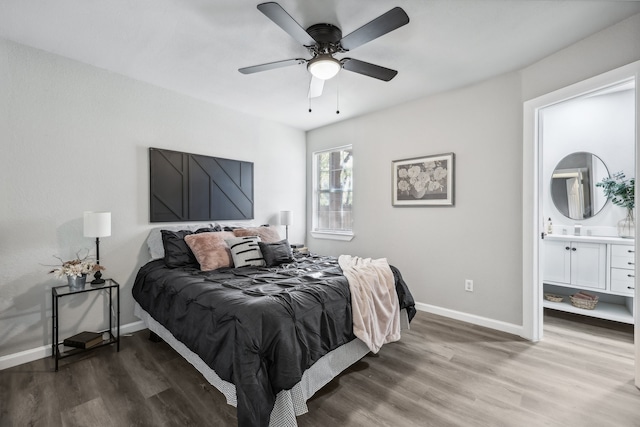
xmin=132 ymin=225 xmax=415 ymax=427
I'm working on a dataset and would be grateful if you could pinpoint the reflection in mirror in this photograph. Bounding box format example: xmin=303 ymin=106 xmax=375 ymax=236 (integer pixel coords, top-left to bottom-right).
xmin=551 ymin=152 xmax=609 ymax=220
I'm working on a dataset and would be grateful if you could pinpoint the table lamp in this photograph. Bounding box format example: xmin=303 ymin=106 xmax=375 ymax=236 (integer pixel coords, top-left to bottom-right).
xmin=280 ymin=210 xmax=292 ymax=240
xmin=83 ymin=211 xmax=111 ymax=285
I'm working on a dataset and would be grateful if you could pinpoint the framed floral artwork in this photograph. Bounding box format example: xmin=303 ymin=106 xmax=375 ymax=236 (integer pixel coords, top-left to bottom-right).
xmin=392 ymin=153 xmax=454 ymax=206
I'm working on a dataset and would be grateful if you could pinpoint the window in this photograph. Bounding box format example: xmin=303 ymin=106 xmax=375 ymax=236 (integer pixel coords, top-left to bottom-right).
xmin=312 ymin=145 xmax=353 ymax=240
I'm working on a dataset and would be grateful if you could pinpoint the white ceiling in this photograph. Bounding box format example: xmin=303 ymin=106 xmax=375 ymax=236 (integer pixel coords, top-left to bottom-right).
xmin=1 ymin=1 xmax=639 ymax=131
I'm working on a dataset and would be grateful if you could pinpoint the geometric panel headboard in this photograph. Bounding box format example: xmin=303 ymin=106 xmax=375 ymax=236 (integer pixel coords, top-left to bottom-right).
xmin=149 ymin=147 xmax=254 ymax=222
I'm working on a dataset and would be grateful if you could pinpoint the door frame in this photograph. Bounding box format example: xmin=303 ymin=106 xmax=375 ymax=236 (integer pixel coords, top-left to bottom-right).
xmin=522 ymin=61 xmax=639 ymax=388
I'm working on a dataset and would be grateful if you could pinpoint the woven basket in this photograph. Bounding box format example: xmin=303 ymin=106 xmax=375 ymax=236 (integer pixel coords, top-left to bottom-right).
xmin=570 ymin=294 xmax=599 ymax=310
xmin=544 ymin=293 xmax=564 ymax=303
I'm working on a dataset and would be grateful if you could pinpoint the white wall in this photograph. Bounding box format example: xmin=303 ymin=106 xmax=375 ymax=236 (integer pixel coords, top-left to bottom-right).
xmin=306 ymin=13 xmax=640 ymax=329
xmin=307 ymin=72 xmax=524 ymax=325
xmin=521 ymin=13 xmax=640 ymax=101
xmin=0 ymin=39 xmax=306 ymax=358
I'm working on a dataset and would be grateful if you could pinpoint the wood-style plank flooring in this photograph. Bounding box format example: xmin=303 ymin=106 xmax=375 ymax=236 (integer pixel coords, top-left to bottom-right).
xmin=1 ymin=310 xmax=638 ymax=426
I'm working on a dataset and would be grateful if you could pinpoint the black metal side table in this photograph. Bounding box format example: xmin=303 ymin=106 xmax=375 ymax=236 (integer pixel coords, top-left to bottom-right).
xmin=51 ymin=278 xmax=120 ymax=371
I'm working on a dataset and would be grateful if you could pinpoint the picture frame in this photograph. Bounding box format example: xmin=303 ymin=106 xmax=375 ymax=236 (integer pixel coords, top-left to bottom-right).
xmin=392 ymin=152 xmax=455 ymax=206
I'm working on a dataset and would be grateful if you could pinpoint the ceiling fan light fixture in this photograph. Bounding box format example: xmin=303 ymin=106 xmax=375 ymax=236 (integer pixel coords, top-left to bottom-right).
xmin=308 ymin=55 xmax=341 ymax=80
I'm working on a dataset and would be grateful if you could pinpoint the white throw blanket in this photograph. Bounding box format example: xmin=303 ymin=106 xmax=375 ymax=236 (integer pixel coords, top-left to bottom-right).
xmin=338 ymin=255 xmax=401 ymax=353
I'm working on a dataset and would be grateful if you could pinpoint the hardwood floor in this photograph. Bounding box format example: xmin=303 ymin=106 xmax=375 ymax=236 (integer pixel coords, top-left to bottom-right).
xmin=1 ymin=310 xmax=638 ymax=426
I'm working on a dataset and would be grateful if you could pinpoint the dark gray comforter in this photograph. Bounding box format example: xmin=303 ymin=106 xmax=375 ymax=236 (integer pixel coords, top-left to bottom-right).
xmin=132 ymin=253 xmax=415 ymax=427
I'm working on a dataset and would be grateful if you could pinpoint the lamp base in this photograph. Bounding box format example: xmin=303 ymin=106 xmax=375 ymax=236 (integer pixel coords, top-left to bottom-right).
xmin=91 ymin=270 xmax=106 ymax=286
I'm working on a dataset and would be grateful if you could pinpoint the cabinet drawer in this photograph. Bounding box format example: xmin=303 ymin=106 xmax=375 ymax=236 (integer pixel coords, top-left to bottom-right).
xmin=611 ymin=245 xmax=635 ymax=269
xmin=610 ymin=267 xmax=635 ymax=296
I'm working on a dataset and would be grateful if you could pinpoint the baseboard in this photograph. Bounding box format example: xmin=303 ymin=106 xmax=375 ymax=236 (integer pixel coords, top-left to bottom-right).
xmin=0 ymin=320 xmax=147 ymax=371
xmin=0 ymin=345 xmax=50 ymax=372
xmin=120 ymin=320 xmax=147 ymax=335
xmin=415 ymin=302 xmax=524 ymax=338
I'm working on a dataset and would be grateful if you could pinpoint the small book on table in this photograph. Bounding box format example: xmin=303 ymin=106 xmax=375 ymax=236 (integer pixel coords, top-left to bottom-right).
xmin=63 ymin=331 xmax=104 ymax=349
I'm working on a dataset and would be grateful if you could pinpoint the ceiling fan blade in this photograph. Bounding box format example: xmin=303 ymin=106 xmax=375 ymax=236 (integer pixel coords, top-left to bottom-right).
xmin=341 ymin=58 xmax=398 ymax=81
xmin=340 ymin=7 xmax=409 ymax=51
xmin=308 ymin=76 xmax=324 ymax=98
xmin=257 ymin=2 xmax=316 ymax=46
xmin=239 ymin=58 xmax=306 ymax=74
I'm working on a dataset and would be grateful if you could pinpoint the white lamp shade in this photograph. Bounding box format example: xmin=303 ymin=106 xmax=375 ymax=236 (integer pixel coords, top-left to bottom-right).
xmin=84 ymin=211 xmax=111 ymax=238
xmin=280 ymin=210 xmax=293 ymax=226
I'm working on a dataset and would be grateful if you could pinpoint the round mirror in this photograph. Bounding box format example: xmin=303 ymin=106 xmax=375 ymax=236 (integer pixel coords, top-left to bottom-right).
xmin=551 ymin=152 xmax=609 ymax=220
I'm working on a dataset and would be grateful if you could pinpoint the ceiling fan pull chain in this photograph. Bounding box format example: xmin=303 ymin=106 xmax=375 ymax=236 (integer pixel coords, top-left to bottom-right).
xmin=309 ymin=97 xmax=312 ymax=113
xmin=336 ymin=74 xmax=340 ymax=115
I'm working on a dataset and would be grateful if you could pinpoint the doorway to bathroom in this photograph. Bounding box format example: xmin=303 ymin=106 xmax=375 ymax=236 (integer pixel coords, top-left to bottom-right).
xmin=540 ymin=79 xmax=635 ymax=322
xmin=522 ymin=60 xmax=640 ymax=387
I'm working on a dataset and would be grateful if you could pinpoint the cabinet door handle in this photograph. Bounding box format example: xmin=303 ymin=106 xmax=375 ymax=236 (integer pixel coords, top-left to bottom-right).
xmin=628 ymin=249 xmax=635 ymax=253
xmin=565 ymin=246 xmax=571 ymax=251
xmin=627 ymin=274 xmax=635 ymax=278
xmin=628 ymin=286 xmax=636 ymax=290
xmin=571 ymin=247 xmax=577 ymax=251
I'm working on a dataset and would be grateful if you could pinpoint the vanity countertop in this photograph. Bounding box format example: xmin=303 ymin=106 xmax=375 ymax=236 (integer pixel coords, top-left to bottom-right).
xmin=545 ymin=234 xmax=634 ymax=245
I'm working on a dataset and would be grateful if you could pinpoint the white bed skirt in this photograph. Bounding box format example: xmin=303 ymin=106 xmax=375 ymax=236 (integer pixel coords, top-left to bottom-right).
xmin=134 ymin=303 xmax=408 ymax=426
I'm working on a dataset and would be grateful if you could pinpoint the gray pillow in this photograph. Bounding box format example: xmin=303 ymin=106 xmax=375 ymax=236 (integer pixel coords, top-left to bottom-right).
xmin=146 ymin=223 xmax=216 ymax=260
xmin=161 ymin=227 xmax=220 ymax=268
xmin=258 ymin=240 xmax=293 ymax=267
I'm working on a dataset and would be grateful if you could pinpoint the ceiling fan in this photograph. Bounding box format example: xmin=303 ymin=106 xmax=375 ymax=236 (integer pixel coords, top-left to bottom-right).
xmin=239 ymin=2 xmax=410 ymax=99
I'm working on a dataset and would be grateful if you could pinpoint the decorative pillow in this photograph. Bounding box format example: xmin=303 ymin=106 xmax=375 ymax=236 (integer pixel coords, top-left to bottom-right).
xmin=161 ymin=227 xmax=219 ymax=268
xmin=225 ymin=236 xmax=266 ymax=268
xmin=232 ymin=226 xmax=280 ymax=243
xmin=258 ymin=240 xmax=293 ymax=267
xmin=184 ymin=231 xmax=235 ymax=271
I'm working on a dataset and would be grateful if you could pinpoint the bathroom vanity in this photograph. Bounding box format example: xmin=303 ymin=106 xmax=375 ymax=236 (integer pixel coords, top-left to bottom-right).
xmin=543 ymin=149 xmax=636 ymax=324
xmin=543 ymin=234 xmax=635 ymax=323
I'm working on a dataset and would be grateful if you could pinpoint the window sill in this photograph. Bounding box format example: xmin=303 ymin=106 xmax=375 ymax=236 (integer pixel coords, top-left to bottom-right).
xmin=311 ymin=231 xmax=354 ymax=242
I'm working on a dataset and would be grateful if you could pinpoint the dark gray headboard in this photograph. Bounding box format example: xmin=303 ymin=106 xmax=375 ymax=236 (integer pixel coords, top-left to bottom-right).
xmin=149 ymin=147 xmax=254 ymax=222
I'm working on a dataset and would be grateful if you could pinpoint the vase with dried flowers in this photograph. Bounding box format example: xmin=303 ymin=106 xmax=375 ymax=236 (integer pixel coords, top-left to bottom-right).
xmin=597 ymin=171 xmax=635 ymax=238
xmin=49 ymin=251 xmax=105 ymax=291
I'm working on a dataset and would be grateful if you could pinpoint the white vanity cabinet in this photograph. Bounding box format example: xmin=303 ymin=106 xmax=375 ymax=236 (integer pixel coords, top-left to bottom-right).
xmin=543 ymin=235 xmax=635 ymax=324
xmin=543 ymin=240 xmax=606 ymax=289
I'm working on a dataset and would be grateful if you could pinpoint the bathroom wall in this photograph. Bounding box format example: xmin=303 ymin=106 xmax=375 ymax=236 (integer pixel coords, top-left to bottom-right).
xmin=541 ymin=85 xmax=635 ymax=236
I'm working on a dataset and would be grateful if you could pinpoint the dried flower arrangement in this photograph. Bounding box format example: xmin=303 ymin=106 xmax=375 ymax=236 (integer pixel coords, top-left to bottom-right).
xmin=48 ymin=251 xmax=104 ymax=278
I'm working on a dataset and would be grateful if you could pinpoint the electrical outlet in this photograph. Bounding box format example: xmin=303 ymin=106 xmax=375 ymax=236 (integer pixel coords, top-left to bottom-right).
xmin=465 ymin=279 xmax=473 ymax=292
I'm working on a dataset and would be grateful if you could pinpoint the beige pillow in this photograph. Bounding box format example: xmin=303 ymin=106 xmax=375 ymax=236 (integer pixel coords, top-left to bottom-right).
xmin=184 ymin=231 xmax=235 ymax=271
xmin=232 ymin=226 xmax=280 ymax=243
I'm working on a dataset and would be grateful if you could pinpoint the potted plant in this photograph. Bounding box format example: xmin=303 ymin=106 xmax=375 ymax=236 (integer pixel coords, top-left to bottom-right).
xmin=49 ymin=251 xmax=105 ymax=290
xmin=597 ymin=171 xmax=635 ymax=238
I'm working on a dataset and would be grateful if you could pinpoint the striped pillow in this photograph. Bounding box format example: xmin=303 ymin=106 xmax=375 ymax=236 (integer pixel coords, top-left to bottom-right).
xmin=225 ymin=236 xmax=266 ymax=268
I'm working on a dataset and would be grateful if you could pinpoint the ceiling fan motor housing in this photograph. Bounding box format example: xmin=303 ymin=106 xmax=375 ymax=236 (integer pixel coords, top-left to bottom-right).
xmin=306 ymin=23 xmax=344 ymax=54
